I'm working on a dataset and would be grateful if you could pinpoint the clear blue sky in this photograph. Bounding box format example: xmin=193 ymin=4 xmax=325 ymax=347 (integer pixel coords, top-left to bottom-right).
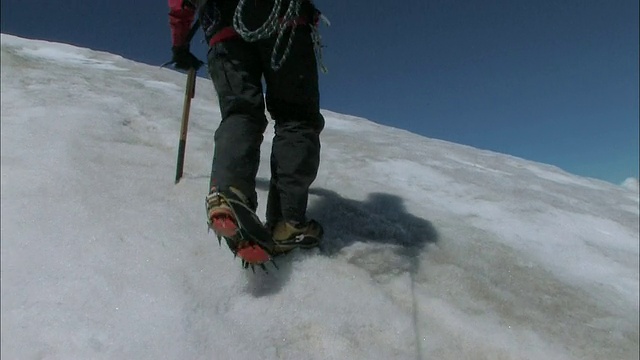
xmin=2 ymin=0 xmax=638 ymax=184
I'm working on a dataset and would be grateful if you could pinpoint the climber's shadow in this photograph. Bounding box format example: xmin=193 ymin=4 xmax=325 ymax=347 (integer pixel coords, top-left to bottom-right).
xmin=306 ymin=188 xmax=438 ymax=259
xmin=252 ymin=179 xmax=438 ymax=286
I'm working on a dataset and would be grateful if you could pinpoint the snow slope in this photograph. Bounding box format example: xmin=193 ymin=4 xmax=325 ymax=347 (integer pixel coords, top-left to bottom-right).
xmin=1 ymin=34 xmax=638 ymax=359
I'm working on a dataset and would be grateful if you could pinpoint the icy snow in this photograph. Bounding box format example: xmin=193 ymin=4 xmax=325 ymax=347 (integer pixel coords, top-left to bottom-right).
xmin=1 ymin=34 xmax=638 ymax=359
xmin=623 ymin=177 xmax=640 ymax=192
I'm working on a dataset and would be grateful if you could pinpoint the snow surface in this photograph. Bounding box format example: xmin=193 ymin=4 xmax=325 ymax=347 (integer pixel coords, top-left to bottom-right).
xmin=1 ymin=34 xmax=639 ymax=359
xmin=623 ymin=178 xmax=640 ymax=192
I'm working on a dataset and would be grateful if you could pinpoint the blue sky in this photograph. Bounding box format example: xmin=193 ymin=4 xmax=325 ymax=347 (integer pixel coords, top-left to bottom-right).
xmin=2 ymin=0 xmax=638 ymax=184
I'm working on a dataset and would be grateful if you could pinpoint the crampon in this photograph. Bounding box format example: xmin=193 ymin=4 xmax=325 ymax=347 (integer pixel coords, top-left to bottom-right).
xmin=209 ymin=213 xmax=279 ymax=273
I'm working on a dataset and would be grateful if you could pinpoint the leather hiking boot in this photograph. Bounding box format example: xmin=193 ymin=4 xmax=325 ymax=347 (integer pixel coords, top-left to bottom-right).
xmin=271 ymin=220 xmax=323 ymax=253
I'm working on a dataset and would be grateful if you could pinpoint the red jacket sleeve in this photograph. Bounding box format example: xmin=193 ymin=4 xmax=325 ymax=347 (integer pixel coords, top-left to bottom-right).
xmin=168 ymin=0 xmax=195 ymax=47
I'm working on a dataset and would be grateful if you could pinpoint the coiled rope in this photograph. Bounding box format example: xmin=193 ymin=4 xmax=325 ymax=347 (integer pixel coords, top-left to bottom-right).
xmin=232 ymin=0 xmax=328 ymax=72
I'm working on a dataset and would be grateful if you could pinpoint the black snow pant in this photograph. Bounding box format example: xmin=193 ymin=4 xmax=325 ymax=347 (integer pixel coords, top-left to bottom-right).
xmin=207 ymin=27 xmax=324 ymax=225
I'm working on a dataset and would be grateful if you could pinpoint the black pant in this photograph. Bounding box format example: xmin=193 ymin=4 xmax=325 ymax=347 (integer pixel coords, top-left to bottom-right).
xmin=207 ymin=26 xmax=324 ymax=225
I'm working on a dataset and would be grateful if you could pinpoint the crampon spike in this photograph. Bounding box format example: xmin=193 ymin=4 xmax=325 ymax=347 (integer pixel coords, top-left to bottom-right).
xmin=271 ymin=259 xmax=279 ymax=270
xmin=260 ymin=263 xmax=268 ymax=273
xmin=250 ymin=265 xmax=256 ymax=274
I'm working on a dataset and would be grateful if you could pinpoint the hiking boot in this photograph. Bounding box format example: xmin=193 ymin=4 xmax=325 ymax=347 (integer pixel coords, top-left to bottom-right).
xmin=271 ymin=220 xmax=323 ymax=253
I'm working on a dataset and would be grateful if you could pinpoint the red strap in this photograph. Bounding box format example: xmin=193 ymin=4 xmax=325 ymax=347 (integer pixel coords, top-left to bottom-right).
xmin=209 ymin=26 xmax=239 ymax=46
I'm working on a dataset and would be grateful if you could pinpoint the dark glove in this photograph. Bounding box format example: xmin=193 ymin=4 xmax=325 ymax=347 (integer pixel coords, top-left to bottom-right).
xmin=171 ymin=45 xmax=203 ymax=70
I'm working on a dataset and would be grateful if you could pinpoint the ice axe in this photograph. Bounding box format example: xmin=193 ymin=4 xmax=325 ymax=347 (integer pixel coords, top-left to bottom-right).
xmin=161 ymin=19 xmax=202 ymax=184
xmin=174 ymin=67 xmax=197 ymax=184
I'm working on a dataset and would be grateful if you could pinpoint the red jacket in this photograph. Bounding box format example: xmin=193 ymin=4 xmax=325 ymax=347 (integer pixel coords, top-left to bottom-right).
xmin=168 ymin=0 xmax=195 ymax=47
xmin=168 ymin=0 xmax=241 ymax=47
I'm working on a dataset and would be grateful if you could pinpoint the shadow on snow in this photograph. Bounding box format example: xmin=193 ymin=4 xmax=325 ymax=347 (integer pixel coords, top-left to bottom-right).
xmin=245 ymin=179 xmax=439 ymax=297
